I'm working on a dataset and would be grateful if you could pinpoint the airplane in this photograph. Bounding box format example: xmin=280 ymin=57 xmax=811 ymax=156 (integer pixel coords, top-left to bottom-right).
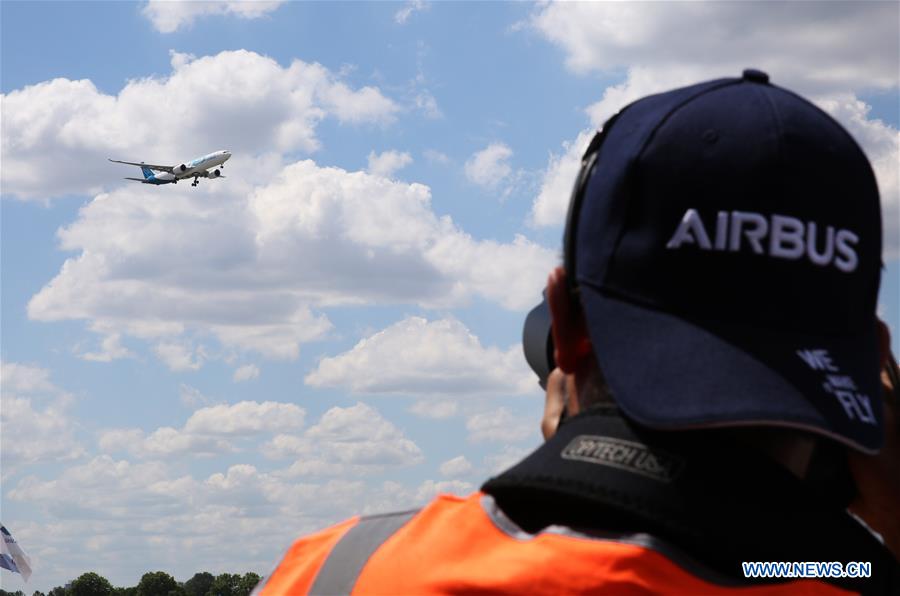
xmin=109 ymin=150 xmax=232 ymax=187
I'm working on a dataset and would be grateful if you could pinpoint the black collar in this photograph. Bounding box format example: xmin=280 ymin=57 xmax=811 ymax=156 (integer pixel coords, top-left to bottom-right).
xmin=482 ymin=406 xmax=899 ymax=594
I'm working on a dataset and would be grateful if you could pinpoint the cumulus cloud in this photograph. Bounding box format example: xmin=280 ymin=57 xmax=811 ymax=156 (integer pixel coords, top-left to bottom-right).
xmin=465 ymin=143 xmax=513 ymax=189
xmin=528 ymin=3 xmax=898 ymax=92
xmin=142 ymin=1 xmax=285 ymax=33
xmin=483 ymin=445 xmax=532 ymax=474
xmin=98 ymin=427 xmax=230 ymax=458
xmin=1 ymin=49 xmax=399 ymax=199
xmin=0 ymin=361 xmax=58 ymax=394
xmin=185 ymin=401 xmax=305 ymax=435
xmin=154 ymin=341 xmax=206 ymax=372
xmin=529 ymin=129 xmax=593 ymax=228
xmin=409 ymin=399 xmax=459 ymax=419
xmin=1 ymin=362 xmax=84 ymax=471
xmin=27 ymin=159 xmax=553 ymax=366
xmin=525 ymin=3 xmax=900 ymax=257
xmin=4 ymin=457 xmax=375 ymax=588
xmin=305 ymin=317 xmax=535 ymax=397
xmin=466 ymin=407 xmax=536 ymax=444
xmin=367 ymin=149 xmax=413 ymax=178
xmin=439 ymin=456 xmax=473 ymax=478
xmin=99 ymin=401 xmax=306 ymax=459
xmin=424 ymin=149 xmax=450 ymax=165
xmin=233 ymin=364 xmax=260 ymax=382
xmin=361 ymin=478 xmax=474 ymax=515
xmin=394 ymin=0 xmax=427 ymax=25
xmin=78 ymin=333 xmax=133 ymax=363
xmin=414 ymin=92 xmax=443 ymax=119
xmin=262 ymin=402 xmax=424 ymax=473
xmin=179 ymin=383 xmax=211 ymax=408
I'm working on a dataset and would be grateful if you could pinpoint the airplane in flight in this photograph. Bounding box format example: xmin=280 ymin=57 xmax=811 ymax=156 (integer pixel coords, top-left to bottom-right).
xmin=109 ymin=150 xmax=232 ymax=187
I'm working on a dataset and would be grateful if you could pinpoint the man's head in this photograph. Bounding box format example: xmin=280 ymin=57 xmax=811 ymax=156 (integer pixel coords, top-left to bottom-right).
xmin=542 ymin=70 xmax=885 ymax=455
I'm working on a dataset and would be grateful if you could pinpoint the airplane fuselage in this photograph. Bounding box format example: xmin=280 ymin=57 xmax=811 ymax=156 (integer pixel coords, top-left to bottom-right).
xmin=124 ymin=150 xmax=232 ymax=185
xmin=173 ymin=150 xmax=232 ymax=179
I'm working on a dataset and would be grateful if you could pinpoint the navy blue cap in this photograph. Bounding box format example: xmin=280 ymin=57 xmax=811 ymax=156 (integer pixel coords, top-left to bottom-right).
xmin=574 ymin=71 xmax=884 ymax=453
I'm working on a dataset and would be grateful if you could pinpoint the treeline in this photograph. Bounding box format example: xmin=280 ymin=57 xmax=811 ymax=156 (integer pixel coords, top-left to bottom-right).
xmin=1 ymin=570 xmax=262 ymax=596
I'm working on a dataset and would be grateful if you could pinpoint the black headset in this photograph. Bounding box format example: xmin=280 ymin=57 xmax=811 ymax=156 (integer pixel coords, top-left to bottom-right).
xmin=522 ymin=112 xmax=624 ymax=390
xmin=562 ymin=112 xmax=624 ymax=304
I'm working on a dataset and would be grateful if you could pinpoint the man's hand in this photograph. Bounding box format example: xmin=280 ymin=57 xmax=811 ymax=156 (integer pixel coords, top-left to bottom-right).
xmin=541 ymin=369 xmax=568 ymax=440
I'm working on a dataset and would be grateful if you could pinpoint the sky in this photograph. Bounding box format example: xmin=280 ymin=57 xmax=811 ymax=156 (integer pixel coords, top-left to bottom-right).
xmin=1 ymin=1 xmax=898 ymax=591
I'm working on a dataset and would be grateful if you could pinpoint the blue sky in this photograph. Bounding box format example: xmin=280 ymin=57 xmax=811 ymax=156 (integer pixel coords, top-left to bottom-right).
xmin=2 ymin=1 xmax=898 ymax=591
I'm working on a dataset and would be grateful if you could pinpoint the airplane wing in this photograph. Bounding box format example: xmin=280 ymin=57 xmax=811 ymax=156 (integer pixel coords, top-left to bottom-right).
xmin=197 ymin=170 xmax=226 ymax=178
xmin=108 ymin=159 xmax=174 ymax=173
xmin=123 ymin=177 xmax=149 ymax=182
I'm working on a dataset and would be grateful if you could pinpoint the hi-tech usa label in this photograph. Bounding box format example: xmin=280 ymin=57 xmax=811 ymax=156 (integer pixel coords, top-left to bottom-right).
xmin=561 ymin=435 xmax=685 ymax=483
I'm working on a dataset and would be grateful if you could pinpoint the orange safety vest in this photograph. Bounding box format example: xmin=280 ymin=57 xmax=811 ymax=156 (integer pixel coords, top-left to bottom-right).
xmin=257 ymin=492 xmax=853 ymax=595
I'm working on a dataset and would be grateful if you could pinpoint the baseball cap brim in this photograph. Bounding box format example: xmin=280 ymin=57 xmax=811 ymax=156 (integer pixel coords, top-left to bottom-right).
xmin=579 ymin=285 xmax=885 ymax=454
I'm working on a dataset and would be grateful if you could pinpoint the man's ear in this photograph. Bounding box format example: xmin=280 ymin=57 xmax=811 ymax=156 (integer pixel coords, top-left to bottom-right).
xmin=547 ymin=266 xmax=593 ymax=373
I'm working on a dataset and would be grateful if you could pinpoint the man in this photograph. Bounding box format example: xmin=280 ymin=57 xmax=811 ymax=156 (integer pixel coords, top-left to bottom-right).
xmin=256 ymin=71 xmax=900 ymax=594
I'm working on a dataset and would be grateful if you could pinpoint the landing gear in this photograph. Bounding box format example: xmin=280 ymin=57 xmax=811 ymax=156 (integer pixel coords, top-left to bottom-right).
xmin=191 ymin=176 xmax=200 ymax=187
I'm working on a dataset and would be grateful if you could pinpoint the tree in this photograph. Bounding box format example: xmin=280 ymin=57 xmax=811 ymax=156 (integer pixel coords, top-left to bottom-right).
xmin=70 ymin=572 xmax=113 ymax=596
xmin=182 ymin=572 xmax=214 ymax=596
xmin=136 ymin=571 xmax=182 ymax=596
xmin=47 ymin=589 xmax=68 ymax=596
xmin=207 ymin=574 xmax=241 ymax=596
xmin=236 ymin=573 xmax=261 ymax=596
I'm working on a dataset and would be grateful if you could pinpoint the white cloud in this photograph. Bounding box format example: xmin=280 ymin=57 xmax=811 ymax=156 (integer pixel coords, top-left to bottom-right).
xmin=98 ymin=400 xmax=305 ymax=459
xmin=529 ymin=129 xmax=594 ymax=228
xmin=528 ymin=3 xmax=898 ymax=93
xmin=305 ymin=317 xmax=535 ymax=397
xmin=817 ymin=94 xmax=900 ymax=259
xmin=0 ymin=361 xmax=57 ymax=394
xmin=361 ymin=478 xmax=475 ymax=515
xmin=27 ymin=159 xmax=554 ymax=365
xmin=0 ymin=363 xmax=84 ymax=471
xmin=465 ymin=143 xmax=513 ymax=189
xmin=185 ymin=401 xmax=305 ymax=435
xmin=79 ymin=333 xmax=133 ymax=363
xmin=154 ymin=341 xmax=205 ymax=372
xmin=142 ymin=1 xmax=285 ymax=33
xmin=439 ymin=456 xmax=473 ymax=478
xmin=179 ymin=383 xmax=211 ymax=408
xmin=483 ymin=445 xmax=531 ymax=474
xmin=367 ymin=150 xmax=413 ymax=178
xmin=394 ymin=0 xmax=427 ymax=25
xmin=1 ymin=50 xmax=399 ymax=199
xmin=262 ymin=402 xmax=424 ymax=471
xmin=424 ymin=149 xmax=450 ymax=165
xmin=414 ymin=479 xmax=474 ymax=501
xmin=98 ymin=427 xmax=230 ymax=458
xmin=409 ymin=399 xmax=459 ymax=419
xmin=466 ymin=407 xmax=536 ymax=444
xmin=5 ymin=445 xmax=481 ymax=588
xmin=525 ymin=3 xmax=900 ymax=256
xmin=414 ymin=92 xmax=443 ymax=119
xmin=233 ymin=364 xmax=260 ymax=382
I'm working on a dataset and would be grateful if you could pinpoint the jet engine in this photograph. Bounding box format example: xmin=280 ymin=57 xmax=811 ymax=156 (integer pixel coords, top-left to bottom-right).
xmin=177 ymin=163 xmax=188 ymax=173
xmin=209 ymin=169 xmax=221 ymax=178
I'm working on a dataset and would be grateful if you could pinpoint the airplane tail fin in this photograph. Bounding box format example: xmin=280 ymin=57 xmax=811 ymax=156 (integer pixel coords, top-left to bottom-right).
xmin=141 ymin=166 xmax=155 ymax=180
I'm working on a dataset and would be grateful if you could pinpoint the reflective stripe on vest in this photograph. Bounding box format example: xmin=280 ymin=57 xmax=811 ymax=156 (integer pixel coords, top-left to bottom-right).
xmin=309 ymin=510 xmax=417 ymax=595
xmin=263 ymin=493 xmax=855 ymax=595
